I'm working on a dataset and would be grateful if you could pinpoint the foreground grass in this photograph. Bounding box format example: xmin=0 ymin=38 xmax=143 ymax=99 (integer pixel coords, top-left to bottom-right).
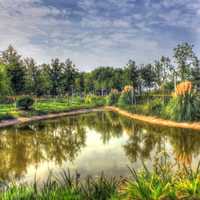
xmin=0 ymin=97 xmax=106 ymax=121
xmin=1 ymin=156 xmax=200 ymax=200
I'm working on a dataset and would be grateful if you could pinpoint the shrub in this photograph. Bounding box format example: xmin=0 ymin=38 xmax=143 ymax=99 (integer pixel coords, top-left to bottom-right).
xmin=107 ymin=89 xmax=120 ymax=105
xmin=163 ymin=94 xmax=200 ymax=121
xmin=148 ymin=98 xmax=163 ymax=116
xmin=85 ymin=95 xmax=106 ymax=106
xmin=163 ymin=81 xmax=200 ymax=121
xmin=118 ymin=85 xmax=134 ymax=105
xmin=16 ymin=96 xmax=35 ymax=110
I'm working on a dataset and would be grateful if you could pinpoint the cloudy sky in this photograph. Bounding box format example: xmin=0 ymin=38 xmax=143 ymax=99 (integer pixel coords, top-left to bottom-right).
xmin=0 ymin=0 xmax=200 ymax=71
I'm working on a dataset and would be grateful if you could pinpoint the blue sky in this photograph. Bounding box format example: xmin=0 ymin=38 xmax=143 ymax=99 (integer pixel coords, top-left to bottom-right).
xmin=0 ymin=0 xmax=200 ymax=71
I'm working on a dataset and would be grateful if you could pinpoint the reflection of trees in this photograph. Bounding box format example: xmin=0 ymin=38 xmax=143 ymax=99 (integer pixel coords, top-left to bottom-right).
xmin=80 ymin=112 xmax=123 ymax=144
xmin=167 ymin=128 xmax=200 ymax=166
xmin=0 ymin=117 xmax=86 ymax=181
xmin=123 ymin=121 xmax=200 ymax=167
xmin=123 ymin=125 xmax=163 ymax=162
xmin=1 ymin=111 xmax=200 ymax=181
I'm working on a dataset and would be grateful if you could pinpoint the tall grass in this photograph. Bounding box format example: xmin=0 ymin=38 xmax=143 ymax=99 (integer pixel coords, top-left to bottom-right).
xmin=2 ymin=156 xmax=200 ymax=200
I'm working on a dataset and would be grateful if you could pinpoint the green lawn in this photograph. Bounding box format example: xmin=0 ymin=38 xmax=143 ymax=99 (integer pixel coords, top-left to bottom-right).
xmin=0 ymin=97 xmax=105 ymax=121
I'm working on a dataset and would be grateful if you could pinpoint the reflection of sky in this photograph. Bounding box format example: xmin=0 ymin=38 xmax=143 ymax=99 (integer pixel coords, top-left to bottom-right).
xmin=22 ymin=127 xmax=199 ymax=185
xmin=22 ymin=128 xmax=134 ymax=184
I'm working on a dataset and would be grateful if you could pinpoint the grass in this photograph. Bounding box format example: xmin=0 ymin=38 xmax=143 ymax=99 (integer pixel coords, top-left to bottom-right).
xmin=1 ymin=155 xmax=200 ymax=199
xmin=0 ymin=96 xmax=106 ymax=121
xmin=0 ymin=104 xmax=19 ymax=121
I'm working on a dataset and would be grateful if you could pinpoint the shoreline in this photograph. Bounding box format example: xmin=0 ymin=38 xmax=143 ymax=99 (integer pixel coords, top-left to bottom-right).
xmin=1 ymin=106 xmax=200 ymax=131
xmin=0 ymin=108 xmax=103 ymax=128
xmin=105 ymin=106 xmax=200 ymax=131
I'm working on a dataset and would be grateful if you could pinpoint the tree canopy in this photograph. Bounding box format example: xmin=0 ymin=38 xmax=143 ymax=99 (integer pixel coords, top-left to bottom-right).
xmin=0 ymin=43 xmax=199 ymax=97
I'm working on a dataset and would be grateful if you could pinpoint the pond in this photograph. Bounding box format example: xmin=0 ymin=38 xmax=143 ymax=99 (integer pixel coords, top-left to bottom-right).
xmin=0 ymin=111 xmax=200 ymax=184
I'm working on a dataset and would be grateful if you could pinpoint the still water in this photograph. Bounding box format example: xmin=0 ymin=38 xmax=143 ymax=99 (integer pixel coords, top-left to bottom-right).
xmin=0 ymin=111 xmax=200 ymax=184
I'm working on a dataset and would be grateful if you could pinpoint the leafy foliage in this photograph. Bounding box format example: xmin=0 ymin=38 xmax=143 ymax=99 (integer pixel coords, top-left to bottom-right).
xmin=16 ymin=96 xmax=35 ymax=110
xmin=164 ymin=93 xmax=200 ymax=121
xmin=118 ymin=86 xmax=134 ymax=105
xmin=106 ymin=89 xmax=120 ymax=105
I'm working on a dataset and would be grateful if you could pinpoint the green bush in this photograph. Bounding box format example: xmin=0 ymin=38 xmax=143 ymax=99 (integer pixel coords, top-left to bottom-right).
xmin=148 ymin=98 xmax=163 ymax=116
xmin=118 ymin=91 xmax=132 ymax=105
xmin=16 ymin=96 xmax=35 ymax=110
xmin=163 ymin=93 xmax=200 ymax=121
xmin=85 ymin=95 xmax=106 ymax=106
xmin=107 ymin=90 xmax=120 ymax=105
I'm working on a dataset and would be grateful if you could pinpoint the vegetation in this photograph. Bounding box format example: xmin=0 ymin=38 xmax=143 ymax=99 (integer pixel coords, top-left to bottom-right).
xmin=0 ymin=42 xmax=200 ymax=122
xmin=106 ymin=89 xmax=120 ymax=105
xmin=0 ymin=43 xmax=199 ymax=98
xmin=0 ymin=96 xmax=105 ymax=121
xmin=2 ymin=154 xmax=200 ymax=200
xmin=16 ymin=96 xmax=35 ymax=110
xmin=118 ymin=85 xmax=134 ymax=105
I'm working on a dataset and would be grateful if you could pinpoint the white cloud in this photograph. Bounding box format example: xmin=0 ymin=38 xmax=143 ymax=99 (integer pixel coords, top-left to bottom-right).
xmin=0 ymin=0 xmax=199 ymax=70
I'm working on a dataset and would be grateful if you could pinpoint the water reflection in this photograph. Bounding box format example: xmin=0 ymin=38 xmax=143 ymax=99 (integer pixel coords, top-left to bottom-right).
xmin=0 ymin=111 xmax=200 ymax=182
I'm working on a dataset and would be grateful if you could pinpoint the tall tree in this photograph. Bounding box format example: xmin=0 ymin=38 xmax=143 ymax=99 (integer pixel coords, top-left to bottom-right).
xmin=140 ymin=64 xmax=156 ymax=92
xmin=154 ymin=56 xmax=171 ymax=91
xmin=124 ymin=60 xmax=139 ymax=91
xmin=47 ymin=58 xmax=65 ymax=96
xmin=75 ymin=72 xmax=85 ymax=95
xmin=1 ymin=45 xmax=26 ymax=94
xmin=174 ymin=43 xmax=198 ymax=81
xmin=191 ymin=57 xmax=200 ymax=89
xmin=24 ymin=57 xmax=38 ymax=94
xmin=63 ymin=59 xmax=78 ymax=95
xmin=0 ymin=64 xmax=12 ymax=96
xmin=92 ymin=67 xmax=115 ymax=96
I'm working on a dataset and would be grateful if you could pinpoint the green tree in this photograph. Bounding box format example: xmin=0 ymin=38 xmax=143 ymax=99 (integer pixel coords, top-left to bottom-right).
xmin=124 ymin=60 xmax=139 ymax=90
xmin=2 ymin=45 xmax=26 ymax=94
xmin=47 ymin=58 xmax=65 ymax=96
xmin=24 ymin=57 xmax=38 ymax=94
xmin=35 ymin=65 xmax=51 ymax=96
xmin=92 ymin=67 xmax=115 ymax=96
xmin=63 ymin=59 xmax=78 ymax=95
xmin=174 ymin=43 xmax=198 ymax=81
xmin=0 ymin=64 xmax=12 ymax=96
xmin=140 ymin=64 xmax=156 ymax=92
xmin=75 ymin=72 xmax=85 ymax=95
xmin=191 ymin=57 xmax=200 ymax=89
xmin=83 ymin=73 xmax=95 ymax=94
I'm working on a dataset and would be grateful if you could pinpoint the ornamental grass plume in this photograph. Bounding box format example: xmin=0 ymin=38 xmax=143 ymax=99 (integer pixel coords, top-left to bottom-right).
xmin=122 ymin=85 xmax=134 ymax=93
xmin=175 ymin=81 xmax=192 ymax=96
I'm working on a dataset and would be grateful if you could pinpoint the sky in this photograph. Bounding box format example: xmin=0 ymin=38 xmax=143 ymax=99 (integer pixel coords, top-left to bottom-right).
xmin=0 ymin=0 xmax=200 ymax=71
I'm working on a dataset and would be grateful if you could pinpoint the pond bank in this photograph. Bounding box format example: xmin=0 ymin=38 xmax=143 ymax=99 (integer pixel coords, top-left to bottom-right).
xmin=105 ymin=106 xmax=200 ymax=131
xmin=0 ymin=108 xmax=103 ymax=128
xmin=1 ymin=106 xmax=200 ymax=130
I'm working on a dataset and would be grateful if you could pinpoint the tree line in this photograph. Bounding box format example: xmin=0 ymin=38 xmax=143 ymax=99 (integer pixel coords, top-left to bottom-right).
xmin=0 ymin=43 xmax=199 ymax=97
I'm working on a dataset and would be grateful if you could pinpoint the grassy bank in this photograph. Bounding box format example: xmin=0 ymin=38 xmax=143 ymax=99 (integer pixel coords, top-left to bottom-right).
xmin=0 ymin=96 xmax=106 ymax=121
xmin=1 ymin=156 xmax=200 ymax=200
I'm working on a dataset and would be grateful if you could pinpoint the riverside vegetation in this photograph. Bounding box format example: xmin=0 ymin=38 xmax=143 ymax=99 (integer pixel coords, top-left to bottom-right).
xmin=1 ymin=42 xmax=200 ymax=199
xmin=2 ymin=154 xmax=200 ymax=200
xmin=1 ymin=43 xmax=200 ymax=122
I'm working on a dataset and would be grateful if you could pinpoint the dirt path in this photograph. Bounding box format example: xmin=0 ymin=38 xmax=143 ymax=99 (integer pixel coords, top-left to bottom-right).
xmin=0 ymin=108 xmax=103 ymax=128
xmin=105 ymin=106 xmax=200 ymax=131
